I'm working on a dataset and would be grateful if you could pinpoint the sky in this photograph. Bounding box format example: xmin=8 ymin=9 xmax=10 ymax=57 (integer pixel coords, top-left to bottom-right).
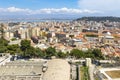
xmin=0 ymin=0 xmax=120 ymax=18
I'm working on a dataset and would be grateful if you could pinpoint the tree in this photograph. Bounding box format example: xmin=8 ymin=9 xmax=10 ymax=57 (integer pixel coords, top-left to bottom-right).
xmin=0 ymin=46 xmax=7 ymax=53
xmin=0 ymin=38 xmax=8 ymax=53
xmin=20 ymin=40 xmax=31 ymax=57
xmin=0 ymin=38 xmax=9 ymax=46
xmin=92 ymin=49 xmax=104 ymax=59
xmin=70 ymin=49 xmax=83 ymax=59
xmin=7 ymin=44 xmax=21 ymax=55
xmin=35 ymin=48 xmax=45 ymax=58
xmin=57 ymin=51 xmax=66 ymax=58
xmin=25 ymin=46 xmax=36 ymax=57
xmin=84 ymin=49 xmax=94 ymax=58
xmin=45 ymin=47 xmax=56 ymax=57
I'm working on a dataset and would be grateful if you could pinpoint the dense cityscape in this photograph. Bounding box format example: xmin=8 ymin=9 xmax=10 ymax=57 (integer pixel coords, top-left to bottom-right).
xmin=0 ymin=0 xmax=120 ymax=80
xmin=0 ymin=17 xmax=119 ymax=80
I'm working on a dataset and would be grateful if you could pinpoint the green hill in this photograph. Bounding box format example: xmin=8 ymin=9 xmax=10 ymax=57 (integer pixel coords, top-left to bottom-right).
xmin=76 ymin=16 xmax=120 ymax=22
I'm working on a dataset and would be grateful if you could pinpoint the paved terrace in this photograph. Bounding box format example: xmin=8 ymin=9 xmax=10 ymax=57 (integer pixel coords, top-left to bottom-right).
xmin=0 ymin=61 xmax=44 ymax=80
xmin=43 ymin=59 xmax=70 ymax=80
xmin=99 ymin=68 xmax=120 ymax=80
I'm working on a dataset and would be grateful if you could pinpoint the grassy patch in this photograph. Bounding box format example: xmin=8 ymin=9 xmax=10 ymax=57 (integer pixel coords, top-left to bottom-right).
xmin=80 ymin=66 xmax=90 ymax=80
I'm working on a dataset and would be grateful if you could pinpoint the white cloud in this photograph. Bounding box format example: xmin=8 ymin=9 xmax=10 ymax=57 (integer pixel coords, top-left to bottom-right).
xmin=7 ymin=7 xmax=30 ymax=12
xmin=0 ymin=7 xmax=31 ymax=14
xmin=0 ymin=7 xmax=101 ymax=15
xmin=78 ymin=0 xmax=120 ymax=11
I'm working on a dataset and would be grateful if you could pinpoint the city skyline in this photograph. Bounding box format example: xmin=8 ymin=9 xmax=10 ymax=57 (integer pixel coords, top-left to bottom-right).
xmin=0 ymin=0 xmax=120 ymax=17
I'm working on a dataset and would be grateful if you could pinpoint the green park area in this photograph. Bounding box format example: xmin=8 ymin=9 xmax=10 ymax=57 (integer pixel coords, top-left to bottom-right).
xmin=80 ymin=66 xmax=90 ymax=80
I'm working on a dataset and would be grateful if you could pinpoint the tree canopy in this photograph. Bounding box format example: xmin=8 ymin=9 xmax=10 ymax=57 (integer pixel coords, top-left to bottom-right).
xmin=45 ymin=47 xmax=56 ymax=57
xmin=69 ymin=48 xmax=104 ymax=59
xmin=20 ymin=40 xmax=31 ymax=57
xmin=70 ymin=49 xmax=83 ymax=59
xmin=76 ymin=16 xmax=120 ymax=22
xmin=7 ymin=44 xmax=21 ymax=55
xmin=0 ymin=38 xmax=8 ymax=53
xmin=0 ymin=38 xmax=104 ymax=59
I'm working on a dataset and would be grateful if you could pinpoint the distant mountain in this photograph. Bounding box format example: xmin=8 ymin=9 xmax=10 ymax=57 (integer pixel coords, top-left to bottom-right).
xmin=0 ymin=14 xmax=79 ymax=22
xmin=76 ymin=16 xmax=120 ymax=22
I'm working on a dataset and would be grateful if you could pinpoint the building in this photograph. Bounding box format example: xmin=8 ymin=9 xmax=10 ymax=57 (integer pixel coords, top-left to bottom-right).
xmin=31 ymin=27 xmax=40 ymax=37
xmin=19 ymin=27 xmax=30 ymax=39
xmin=102 ymin=32 xmax=114 ymax=45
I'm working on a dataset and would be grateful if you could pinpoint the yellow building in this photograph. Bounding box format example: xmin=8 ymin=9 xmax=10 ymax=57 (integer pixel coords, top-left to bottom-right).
xmin=31 ymin=27 xmax=40 ymax=37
